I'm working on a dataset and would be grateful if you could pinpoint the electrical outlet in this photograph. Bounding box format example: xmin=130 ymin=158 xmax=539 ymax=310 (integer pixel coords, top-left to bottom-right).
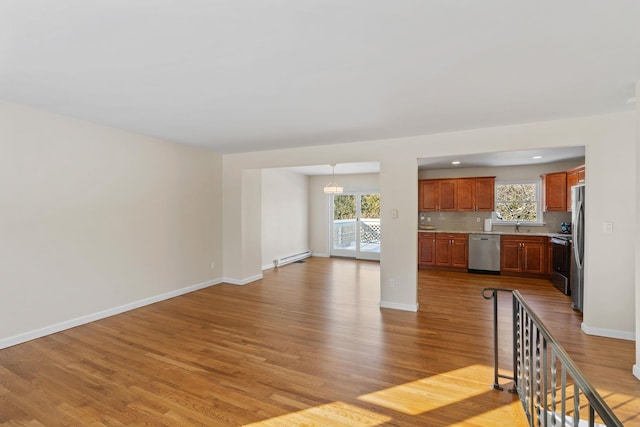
xmin=389 ymin=279 xmax=396 ymax=288
xmin=476 ymin=217 xmax=481 ymax=223
xmin=210 ymin=261 xmax=215 ymax=269
xmin=427 ymin=217 xmax=431 ymax=222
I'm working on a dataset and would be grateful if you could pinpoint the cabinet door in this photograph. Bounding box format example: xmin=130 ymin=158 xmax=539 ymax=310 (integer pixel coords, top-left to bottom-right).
xmin=418 ymin=234 xmax=436 ymax=265
xmin=522 ymin=242 xmax=545 ymax=274
xmin=566 ymin=172 xmax=578 ymax=212
xmin=450 ymin=237 xmax=468 ymax=268
xmin=435 ymin=237 xmax=452 ymax=266
xmin=419 ymin=180 xmax=439 ymax=211
xmin=500 ymin=239 xmax=522 ymax=272
xmin=475 ymin=177 xmax=495 ymax=211
xmin=456 ymin=178 xmax=475 ymax=211
xmin=544 ymin=172 xmax=567 ymax=211
xmin=439 ymin=179 xmax=457 ymax=211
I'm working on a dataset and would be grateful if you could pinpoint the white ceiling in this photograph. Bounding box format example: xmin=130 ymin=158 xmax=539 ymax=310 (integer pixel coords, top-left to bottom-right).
xmin=284 ymin=162 xmax=380 ymax=176
xmin=1 ymin=1 xmax=639 ymax=154
xmin=418 ymin=146 xmax=585 ymax=170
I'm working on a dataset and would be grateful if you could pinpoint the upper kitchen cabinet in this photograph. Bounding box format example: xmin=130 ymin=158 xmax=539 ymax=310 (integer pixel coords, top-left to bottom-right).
xmin=419 ymin=179 xmax=457 ymax=211
xmin=566 ymin=165 xmax=585 ymax=211
xmin=542 ymin=172 xmax=567 ymax=211
xmin=457 ymin=177 xmax=495 ymax=212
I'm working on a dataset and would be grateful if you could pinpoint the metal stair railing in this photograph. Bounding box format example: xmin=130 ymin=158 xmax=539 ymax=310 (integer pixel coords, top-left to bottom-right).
xmin=481 ymin=288 xmax=623 ymax=427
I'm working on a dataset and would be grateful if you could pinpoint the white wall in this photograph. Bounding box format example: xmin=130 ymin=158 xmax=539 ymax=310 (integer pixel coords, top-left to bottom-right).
xmin=309 ymin=173 xmax=380 ymax=257
xmin=0 ymin=101 xmax=223 ymax=347
xmin=3 ymin=98 xmax=634 ymax=372
xmin=222 ymin=112 xmax=636 ymax=335
xmin=261 ymin=169 xmax=309 ymax=269
xmin=635 ymin=80 xmax=640 ymax=377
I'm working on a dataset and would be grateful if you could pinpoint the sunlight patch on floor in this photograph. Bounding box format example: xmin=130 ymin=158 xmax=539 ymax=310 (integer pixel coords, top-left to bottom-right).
xmin=241 ymin=401 xmax=391 ymax=427
xmin=461 ymin=401 xmax=529 ymax=427
xmin=358 ymin=364 xmax=499 ymax=416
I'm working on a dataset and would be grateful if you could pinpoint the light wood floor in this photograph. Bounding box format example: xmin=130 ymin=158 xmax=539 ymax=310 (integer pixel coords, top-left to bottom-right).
xmin=0 ymin=257 xmax=638 ymax=426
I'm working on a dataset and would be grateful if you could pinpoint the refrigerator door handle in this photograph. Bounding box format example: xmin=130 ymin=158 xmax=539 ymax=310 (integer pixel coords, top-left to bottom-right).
xmin=573 ymin=200 xmax=584 ymax=269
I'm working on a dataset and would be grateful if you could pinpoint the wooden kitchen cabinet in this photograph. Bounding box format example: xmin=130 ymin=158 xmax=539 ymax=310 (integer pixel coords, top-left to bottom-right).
xmin=418 ymin=232 xmax=468 ymax=270
xmin=435 ymin=233 xmax=468 ymax=269
xmin=419 ymin=179 xmax=457 ymax=212
xmin=542 ymin=172 xmax=567 ymax=212
xmin=457 ymin=177 xmax=495 ymax=212
xmin=419 ymin=180 xmax=438 ymax=211
xmin=500 ymin=235 xmax=546 ymax=276
xmin=566 ymin=165 xmax=585 ymax=211
xmin=418 ymin=232 xmax=436 ymax=267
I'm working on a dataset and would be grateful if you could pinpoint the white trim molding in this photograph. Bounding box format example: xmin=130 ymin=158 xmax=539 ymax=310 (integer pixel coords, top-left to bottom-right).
xmin=380 ymin=301 xmax=419 ymax=312
xmin=0 ymin=278 xmax=223 ymax=350
xmin=222 ymin=274 xmax=263 ymax=286
xmin=633 ymin=364 xmax=640 ymax=381
xmin=581 ymin=322 xmax=635 ymax=341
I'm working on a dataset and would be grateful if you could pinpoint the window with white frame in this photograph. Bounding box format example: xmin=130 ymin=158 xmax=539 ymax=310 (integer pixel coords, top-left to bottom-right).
xmin=493 ymin=180 xmax=543 ymax=224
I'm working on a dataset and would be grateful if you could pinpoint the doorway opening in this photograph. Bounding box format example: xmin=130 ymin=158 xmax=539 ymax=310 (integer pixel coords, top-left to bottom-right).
xmin=330 ymin=193 xmax=380 ymax=261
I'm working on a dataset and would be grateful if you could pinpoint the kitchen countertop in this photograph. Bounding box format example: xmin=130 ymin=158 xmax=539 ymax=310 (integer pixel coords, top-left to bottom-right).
xmin=418 ymin=229 xmax=570 ymax=238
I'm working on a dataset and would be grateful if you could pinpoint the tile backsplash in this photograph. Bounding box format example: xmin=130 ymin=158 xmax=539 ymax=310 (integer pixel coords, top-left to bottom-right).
xmin=418 ymin=211 xmax=572 ymax=234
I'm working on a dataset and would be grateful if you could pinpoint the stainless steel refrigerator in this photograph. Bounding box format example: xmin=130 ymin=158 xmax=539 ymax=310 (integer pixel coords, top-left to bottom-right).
xmin=571 ymin=184 xmax=585 ymax=312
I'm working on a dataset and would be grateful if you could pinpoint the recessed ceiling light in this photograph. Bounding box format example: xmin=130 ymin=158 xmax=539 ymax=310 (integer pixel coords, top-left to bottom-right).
xmin=532 ymin=155 xmax=543 ymax=159
xmin=451 ymin=161 xmax=461 ymax=165
xmin=627 ymin=97 xmax=637 ymax=104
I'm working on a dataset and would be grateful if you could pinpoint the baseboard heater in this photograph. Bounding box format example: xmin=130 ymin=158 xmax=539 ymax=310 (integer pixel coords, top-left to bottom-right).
xmin=274 ymin=250 xmax=311 ymax=267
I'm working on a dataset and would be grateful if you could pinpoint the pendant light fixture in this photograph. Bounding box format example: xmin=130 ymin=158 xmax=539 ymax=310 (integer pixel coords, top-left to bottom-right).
xmin=323 ymin=164 xmax=343 ymax=194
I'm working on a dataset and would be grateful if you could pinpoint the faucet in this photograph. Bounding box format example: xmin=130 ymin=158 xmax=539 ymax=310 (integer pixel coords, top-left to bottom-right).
xmin=515 ymin=216 xmax=521 ymax=233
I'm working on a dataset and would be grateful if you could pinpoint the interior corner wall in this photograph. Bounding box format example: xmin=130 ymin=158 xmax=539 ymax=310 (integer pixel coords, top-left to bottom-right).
xmin=261 ymin=169 xmax=309 ymax=268
xmin=0 ymin=101 xmax=222 ymax=345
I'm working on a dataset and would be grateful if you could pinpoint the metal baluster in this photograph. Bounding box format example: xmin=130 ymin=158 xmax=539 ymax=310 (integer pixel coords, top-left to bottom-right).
xmin=550 ymin=350 xmax=557 ymax=426
xmin=542 ymin=335 xmax=548 ymax=427
xmin=529 ymin=316 xmax=535 ymax=423
xmin=512 ymin=295 xmax=519 ymax=394
xmin=574 ymin=383 xmax=580 ymax=425
xmin=491 ymin=289 xmax=502 ymax=390
xmin=561 ymin=365 xmax=566 ymax=426
xmin=535 ymin=327 xmax=542 ymax=426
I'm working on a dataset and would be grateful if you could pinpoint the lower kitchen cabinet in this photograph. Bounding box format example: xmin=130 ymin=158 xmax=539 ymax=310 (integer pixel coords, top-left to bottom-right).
xmin=418 ymin=232 xmax=436 ymax=267
xmin=435 ymin=233 xmax=468 ymax=269
xmin=500 ymin=235 xmax=546 ymax=276
xmin=418 ymin=232 xmax=468 ymax=270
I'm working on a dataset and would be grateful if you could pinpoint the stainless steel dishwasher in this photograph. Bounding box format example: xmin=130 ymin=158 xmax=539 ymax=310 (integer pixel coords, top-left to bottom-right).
xmin=468 ymin=234 xmax=501 ymax=274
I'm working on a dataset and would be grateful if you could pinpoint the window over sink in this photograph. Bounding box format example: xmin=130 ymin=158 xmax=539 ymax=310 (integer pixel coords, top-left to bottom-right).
xmin=493 ymin=180 xmax=543 ymax=225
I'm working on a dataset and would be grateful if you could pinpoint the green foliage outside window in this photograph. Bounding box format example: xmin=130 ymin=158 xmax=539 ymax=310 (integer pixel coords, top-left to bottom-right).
xmin=495 ymin=183 xmax=538 ymax=222
xmin=360 ymin=194 xmax=380 ymax=219
xmin=333 ymin=194 xmax=380 ymax=220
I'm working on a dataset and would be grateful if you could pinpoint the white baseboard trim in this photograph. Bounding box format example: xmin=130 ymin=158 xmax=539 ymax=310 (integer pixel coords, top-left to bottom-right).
xmin=262 ymin=263 xmax=275 ymax=271
xmin=312 ymin=252 xmax=329 ymax=258
xmin=581 ymin=322 xmax=635 ymax=341
xmin=633 ymin=365 xmax=640 ymax=381
xmin=380 ymin=301 xmax=419 ymax=312
xmin=0 ymin=278 xmax=223 ymax=350
xmin=222 ymin=274 xmax=263 ymax=286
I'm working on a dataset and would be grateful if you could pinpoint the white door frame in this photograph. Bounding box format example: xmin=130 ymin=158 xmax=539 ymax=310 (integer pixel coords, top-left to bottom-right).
xmin=329 ymin=192 xmax=380 ymax=261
